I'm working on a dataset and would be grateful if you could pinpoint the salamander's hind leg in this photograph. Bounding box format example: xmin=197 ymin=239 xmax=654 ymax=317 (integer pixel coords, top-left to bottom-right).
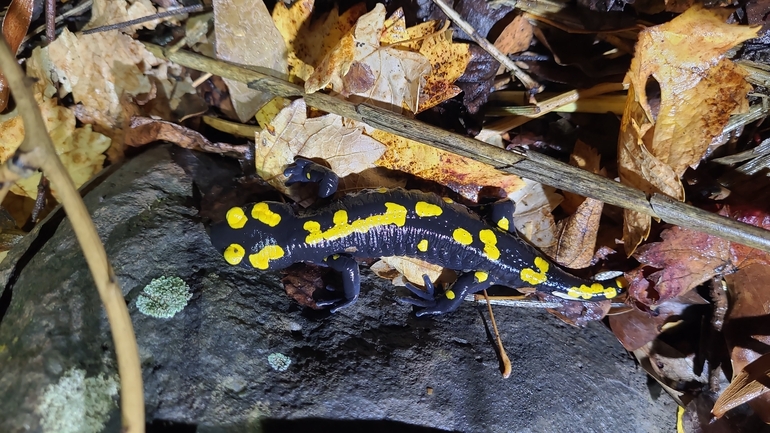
xmin=401 ymin=272 xmax=498 ymax=317
xmin=284 ymin=158 xmax=339 ymax=198
xmin=315 ymin=254 xmax=361 ymax=313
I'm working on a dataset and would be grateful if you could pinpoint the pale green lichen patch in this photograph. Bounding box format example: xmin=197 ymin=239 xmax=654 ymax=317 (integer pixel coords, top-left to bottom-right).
xmin=37 ymin=368 xmax=119 ymax=433
xmin=136 ymin=276 xmax=193 ymax=318
xmin=268 ymin=353 xmax=291 ymax=372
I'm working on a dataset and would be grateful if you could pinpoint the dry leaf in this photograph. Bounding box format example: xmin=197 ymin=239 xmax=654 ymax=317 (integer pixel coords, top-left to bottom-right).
xmin=0 ymin=0 xmax=35 ymax=111
xmin=47 ymin=28 xmax=161 ymax=129
xmin=617 ymin=6 xmax=759 ymax=254
xmin=87 ymin=0 xmax=160 ymax=33
xmin=0 ymin=98 xmax=111 ymax=200
xmin=508 ymin=179 xmax=561 ymax=249
xmin=378 ymin=256 xmax=443 ymax=287
xmin=214 ymin=0 xmax=289 ymax=122
xmin=126 ymin=117 xmax=248 ymax=158
xmin=305 ymin=4 xmax=431 ymax=113
xmin=493 ymin=15 xmax=533 ymax=55
xmin=272 ymin=0 xmax=366 ymax=83
xmin=543 ymin=197 xmax=603 ymax=269
xmin=255 ymin=98 xmax=386 ymax=195
xmin=718 ymin=264 xmax=770 ymax=420
xmin=370 ymin=129 xmax=525 ymax=202
xmin=405 ymin=21 xmax=471 ymax=113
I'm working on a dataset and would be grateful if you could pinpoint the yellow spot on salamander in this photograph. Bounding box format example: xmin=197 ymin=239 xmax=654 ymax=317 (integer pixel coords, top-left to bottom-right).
xmin=417 ymin=239 xmax=429 ymax=252
xmin=223 ymin=243 xmax=245 ymax=265
xmin=565 ymin=282 xmax=611 ymax=300
xmin=452 ymin=228 xmax=473 ymax=245
xmin=248 ymin=245 xmax=285 ymax=270
xmin=251 ymin=202 xmax=281 ymax=227
xmin=474 ymin=271 xmax=488 ymax=283
xmin=226 ymin=207 xmax=247 ymax=229
xmin=442 ymin=197 xmax=454 ymax=204
xmin=479 ymin=229 xmax=500 ymax=260
xmin=333 ymin=210 xmax=348 ymax=225
xmin=497 ymin=216 xmax=510 ymax=231
xmin=306 ymin=172 xmax=311 ymax=179
xmin=304 ymin=202 xmax=408 ymax=244
xmin=520 ymin=256 xmax=549 ymax=285
xmin=445 ymin=289 xmax=456 ymax=300
xmin=376 ymin=187 xmax=388 ymax=193
xmin=415 ymin=201 xmax=443 ymax=217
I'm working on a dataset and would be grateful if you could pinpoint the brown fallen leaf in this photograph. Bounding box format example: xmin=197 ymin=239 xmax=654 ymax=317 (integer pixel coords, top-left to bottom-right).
xmin=493 ymin=15 xmax=533 ymax=55
xmin=272 ymin=0 xmax=366 ymax=83
xmin=628 ymin=206 xmax=770 ymax=305
xmin=370 ymin=129 xmax=525 ymax=203
xmin=126 ymin=117 xmax=248 ymax=159
xmin=617 ymin=6 xmax=759 ymax=254
xmin=255 ymin=98 xmax=386 ymax=197
xmin=87 ymin=0 xmax=160 ymax=33
xmin=378 ymin=256 xmax=443 ymax=288
xmin=214 ymin=0 xmax=289 ymax=122
xmin=718 ymin=264 xmax=770 ymax=420
xmin=305 ymin=3 xmax=431 ymax=113
xmin=0 ymin=0 xmax=35 ymax=111
xmin=543 ymin=142 xmax=604 ymax=268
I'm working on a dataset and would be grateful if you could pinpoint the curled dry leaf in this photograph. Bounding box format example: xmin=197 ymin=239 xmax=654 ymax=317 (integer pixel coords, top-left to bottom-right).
xmin=126 ymin=117 xmax=248 ymax=159
xmin=370 ymin=129 xmax=525 ymax=203
xmin=0 ymin=98 xmax=110 ymax=201
xmin=378 ymin=256 xmax=443 ymax=287
xmin=255 ymin=98 xmax=386 ymax=196
xmin=0 ymin=0 xmax=35 ymax=111
xmin=88 ymin=0 xmax=160 ymax=33
xmin=508 ymin=179 xmax=561 ymax=249
xmin=305 ymin=4 xmax=431 ymax=113
xmin=213 ymin=0 xmax=289 ymax=122
xmin=618 ymin=6 xmax=759 ymax=254
xmin=717 ymin=264 xmax=770 ymax=421
xmin=543 ymin=142 xmax=604 ymax=268
xmin=272 ymin=0 xmax=366 ymax=83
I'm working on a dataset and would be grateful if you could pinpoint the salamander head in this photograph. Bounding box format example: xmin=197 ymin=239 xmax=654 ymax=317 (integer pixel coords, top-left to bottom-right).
xmin=209 ymin=202 xmax=291 ymax=270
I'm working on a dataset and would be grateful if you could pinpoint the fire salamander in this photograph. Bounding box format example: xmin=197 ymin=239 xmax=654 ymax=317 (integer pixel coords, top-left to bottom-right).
xmin=209 ymin=159 xmax=624 ymax=316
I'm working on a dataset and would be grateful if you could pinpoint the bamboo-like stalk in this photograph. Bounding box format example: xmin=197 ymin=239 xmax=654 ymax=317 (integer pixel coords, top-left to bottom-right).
xmin=0 ymin=38 xmax=144 ymax=432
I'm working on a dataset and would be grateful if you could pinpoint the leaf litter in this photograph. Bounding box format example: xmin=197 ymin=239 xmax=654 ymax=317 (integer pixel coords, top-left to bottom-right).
xmin=4 ymin=0 xmax=770 ymax=426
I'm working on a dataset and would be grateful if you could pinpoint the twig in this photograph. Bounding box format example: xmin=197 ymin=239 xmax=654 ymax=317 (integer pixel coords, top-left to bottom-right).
xmin=82 ymin=4 xmax=205 ymax=34
xmin=0 ymin=38 xmax=145 ymax=432
xmin=23 ymin=0 xmax=93 ymax=47
xmin=482 ymin=289 xmax=512 ymax=378
xmin=142 ymin=43 xmax=770 ymax=254
xmin=430 ymin=0 xmax=540 ymax=92
xmin=477 ymin=82 xmax=628 ymax=140
xmin=45 ymin=0 xmax=55 ymax=42
xmin=31 ymin=175 xmax=49 ymax=223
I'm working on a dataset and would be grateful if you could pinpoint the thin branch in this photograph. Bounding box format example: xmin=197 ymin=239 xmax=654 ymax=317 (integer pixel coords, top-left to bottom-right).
xmin=45 ymin=0 xmax=55 ymax=42
xmin=82 ymin=4 xmax=205 ymax=35
xmin=142 ymin=43 xmax=770 ymax=254
xmin=430 ymin=0 xmax=541 ymax=92
xmin=0 ymin=38 xmax=145 ymax=433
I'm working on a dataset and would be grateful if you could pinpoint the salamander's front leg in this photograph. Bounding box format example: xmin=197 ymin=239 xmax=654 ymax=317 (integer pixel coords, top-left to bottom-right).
xmin=284 ymin=158 xmax=340 ymax=198
xmin=315 ymin=254 xmax=361 ymax=313
xmin=402 ymin=272 xmax=497 ymax=317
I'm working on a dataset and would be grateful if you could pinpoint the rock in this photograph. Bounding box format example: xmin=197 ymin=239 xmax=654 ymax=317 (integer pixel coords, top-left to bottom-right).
xmin=0 ymin=146 xmax=676 ymax=432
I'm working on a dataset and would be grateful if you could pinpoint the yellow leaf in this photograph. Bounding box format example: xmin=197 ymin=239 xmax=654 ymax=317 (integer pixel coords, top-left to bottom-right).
xmin=370 ymin=129 xmax=524 ymax=202
xmin=256 ymin=98 xmax=386 ymax=196
xmin=617 ymin=6 xmax=758 ymax=254
xmin=272 ymin=0 xmax=366 ymax=83
xmin=0 ymin=98 xmax=110 ymax=201
xmin=406 ymin=22 xmax=471 ymax=113
xmin=305 ymin=3 xmax=431 ymax=113
xmin=378 ymin=256 xmax=443 ymax=287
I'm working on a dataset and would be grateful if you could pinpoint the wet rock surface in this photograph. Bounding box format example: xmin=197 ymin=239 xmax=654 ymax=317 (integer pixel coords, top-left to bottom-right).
xmin=0 ymin=146 xmax=675 ymax=432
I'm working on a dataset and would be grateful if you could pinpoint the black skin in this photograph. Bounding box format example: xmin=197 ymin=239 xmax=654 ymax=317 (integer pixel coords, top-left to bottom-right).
xmin=209 ymin=159 xmax=623 ymax=316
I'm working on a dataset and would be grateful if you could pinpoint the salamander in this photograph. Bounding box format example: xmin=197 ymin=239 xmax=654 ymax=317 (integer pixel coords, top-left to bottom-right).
xmin=209 ymin=159 xmax=624 ymax=316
